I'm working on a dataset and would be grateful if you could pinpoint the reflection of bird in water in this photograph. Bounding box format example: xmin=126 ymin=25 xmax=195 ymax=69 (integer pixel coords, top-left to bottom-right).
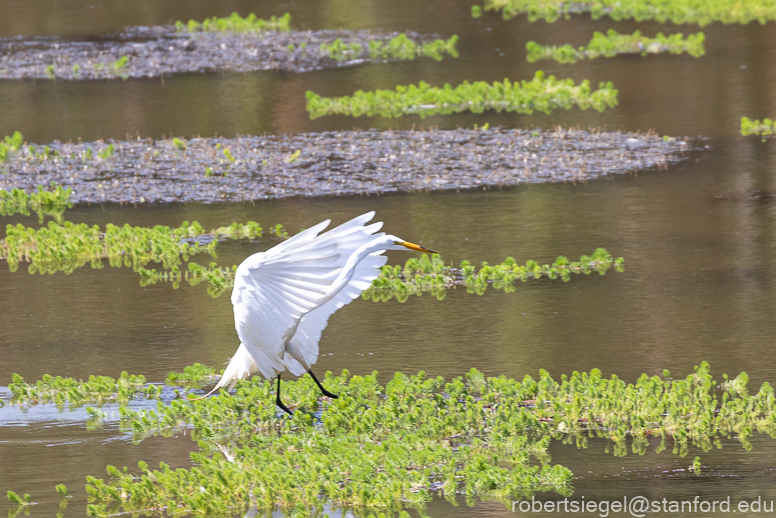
xmin=193 ymin=211 xmax=436 ymax=414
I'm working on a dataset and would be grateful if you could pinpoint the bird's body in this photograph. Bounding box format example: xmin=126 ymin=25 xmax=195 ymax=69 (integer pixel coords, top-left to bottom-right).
xmin=206 ymin=212 xmax=435 ymax=410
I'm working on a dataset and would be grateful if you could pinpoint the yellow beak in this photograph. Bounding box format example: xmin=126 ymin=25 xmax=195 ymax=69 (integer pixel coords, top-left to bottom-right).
xmin=399 ymin=241 xmax=437 ymax=254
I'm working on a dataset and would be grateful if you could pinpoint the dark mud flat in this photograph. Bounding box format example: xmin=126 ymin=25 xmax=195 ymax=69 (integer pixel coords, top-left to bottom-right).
xmin=0 ymin=28 xmax=439 ymax=80
xmin=0 ymin=128 xmax=691 ymax=204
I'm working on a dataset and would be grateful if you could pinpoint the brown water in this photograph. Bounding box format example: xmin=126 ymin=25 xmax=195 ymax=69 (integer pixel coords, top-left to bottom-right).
xmin=3 ymin=0 xmax=776 ymax=516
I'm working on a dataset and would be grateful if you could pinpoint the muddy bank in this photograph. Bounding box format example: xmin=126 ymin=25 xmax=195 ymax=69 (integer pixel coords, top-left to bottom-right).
xmin=0 ymin=128 xmax=692 ymax=204
xmin=0 ymin=28 xmax=445 ymax=79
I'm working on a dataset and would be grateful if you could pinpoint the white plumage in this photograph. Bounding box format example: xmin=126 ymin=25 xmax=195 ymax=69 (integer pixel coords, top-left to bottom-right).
xmin=208 ymin=211 xmax=435 ymax=407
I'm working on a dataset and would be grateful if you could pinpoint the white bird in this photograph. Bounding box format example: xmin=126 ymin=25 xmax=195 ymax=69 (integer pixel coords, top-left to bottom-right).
xmin=194 ymin=211 xmax=435 ymax=414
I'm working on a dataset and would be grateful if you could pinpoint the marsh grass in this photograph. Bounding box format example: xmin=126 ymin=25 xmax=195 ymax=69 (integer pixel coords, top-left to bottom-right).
xmin=474 ymin=0 xmax=776 ymax=25
xmin=306 ymin=71 xmax=618 ymax=119
xmin=8 ymin=362 xmax=768 ymax=517
xmin=527 ymin=30 xmax=705 ymax=64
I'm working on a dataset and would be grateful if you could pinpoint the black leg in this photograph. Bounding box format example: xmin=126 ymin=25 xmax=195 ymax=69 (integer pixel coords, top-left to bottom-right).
xmin=307 ymin=369 xmax=339 ymax=399
xmin=275 ymin=374 xmax=293 ymax=416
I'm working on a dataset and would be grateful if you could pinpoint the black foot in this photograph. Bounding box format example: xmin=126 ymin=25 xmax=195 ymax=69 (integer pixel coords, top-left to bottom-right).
xmin=276 ymin=374 xmax=293 ymax=416
xmin=307 ymin=369 xmax=339 ymax=399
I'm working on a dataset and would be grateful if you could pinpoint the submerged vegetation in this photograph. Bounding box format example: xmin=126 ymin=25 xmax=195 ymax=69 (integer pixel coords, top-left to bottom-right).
xmin=0 ymin=183 xmax=72 ymax=223
xmin=472 ymin=0 xmax=776 ymax=25
xmin=307 ymin=71 xmax=618 ymax=119
xmin=741 ymin=116 xmax=776 ymax=137
xmin=321 ymin=33 xmax=459 ymax=62
xmin=174 ymin=12 xmax=291 ymax=33
xmin=527 ymin=30 xmax=705 ymax=64
xmin=6 ymin=363 xmax=774 ymax=516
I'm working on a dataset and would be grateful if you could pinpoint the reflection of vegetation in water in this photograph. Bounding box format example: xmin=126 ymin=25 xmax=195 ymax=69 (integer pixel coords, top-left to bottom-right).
xmin=8 ymin=364 xmax=215 ymax=406
xmin=0 ymin=220 xmax=274 ymax=275
xmin=137 ymin=249 xmax=623 ymax=300
xmin=741 ymin=116 xmax=776 ymax=137
xmin=46 ymin=362 xmax=771 ymax=517
xmin=0 ymin=183 xmax=72 ymax=223
xmin=527 ymin=30 xmax=705 ymax=64
xmin=306 ymin=71 xmax=618 ymax=119
xmin=363 ymin=248 xmax=622 ymax=301
xmin=321 ymin=33 xmax=459 ymax=62
xmin=9 ymin=371 xmax=162 ymax=406
xmin=175 ymin=12 xmax=291 ymax=33
xmin=472 ymin=0 xmax=776 ymax=25
xmin=0 ymin=216 xmax=621 ymax=299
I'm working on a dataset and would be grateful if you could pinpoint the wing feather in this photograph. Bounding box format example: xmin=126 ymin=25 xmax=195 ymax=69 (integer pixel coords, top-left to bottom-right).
xmin=231 ymin=212 xmax=387 ymax=379
xmin=284 ymin=250 xmax=388 ymax=376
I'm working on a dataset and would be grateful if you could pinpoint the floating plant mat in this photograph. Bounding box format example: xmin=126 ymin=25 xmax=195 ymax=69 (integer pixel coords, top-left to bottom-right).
xmin=0 ymin=212 xmax=621 ymax=300
xmin=4 ymin=362 xmax=776 ymax=517
xmin=472 ymin=0 xmax=776 ymax=25
xmin=0 ymin=128 xmax=691 ymax=204
xmin=526 ymin=30 xmax=705 ymax=64
xmin=0 ymin=28 xmax=455 ymax=80
xmin=741 ymin=116 xmax=776 ymax=137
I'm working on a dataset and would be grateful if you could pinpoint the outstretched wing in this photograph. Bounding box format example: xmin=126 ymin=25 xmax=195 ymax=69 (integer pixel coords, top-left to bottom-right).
xmin=230 ymin=211 xmax=383 ymax=379
xmin=283 ymin=223 xmax=388 ymax=376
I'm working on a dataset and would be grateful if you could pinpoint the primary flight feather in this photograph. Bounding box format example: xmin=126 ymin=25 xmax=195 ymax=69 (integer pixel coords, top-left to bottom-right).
xmin=200 ymin=211 xmax=435 ymax=413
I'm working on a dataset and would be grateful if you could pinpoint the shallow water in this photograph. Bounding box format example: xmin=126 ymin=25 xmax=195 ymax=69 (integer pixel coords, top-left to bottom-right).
xmin=3 ymin=0 xmax=776 ymax=516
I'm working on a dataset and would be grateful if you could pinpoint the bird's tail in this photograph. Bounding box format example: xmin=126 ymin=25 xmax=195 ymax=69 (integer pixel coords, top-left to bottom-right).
xmin=186 ymin=343 xmax=260 ymax=401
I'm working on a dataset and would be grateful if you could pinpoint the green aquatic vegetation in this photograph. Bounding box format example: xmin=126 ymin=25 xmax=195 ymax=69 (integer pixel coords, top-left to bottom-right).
xmin=0 ymin=183 xmax=73 ymax=223
xmin=97 ymin=143 xmax=115 ymax=159
xmin=80 ymin=362 xmax=776 ymax=517
xmin=473 ymin=0 xmax=776 ymax=25
xmin=8 ymin=371 xmax=161 ymax=407
xmin=320 ymin=39 xmax=363 ymax=60
xmin=88 ymin=370 xmax=572 ymax=517
xmin=0 ymin=130 xmax=23 ymax=162
xmin=6 ymin=491 xmax=31 ymax=506
xmin=0 ymin=218 xmax=274 ymax=282
xmin=172 ymin=137 xmax=187 ymax=151
xmin=321 ymin=33 xmax=459 ymax=62
xmin=364 ymin=248 xmax=623 ymax=302
xmin=113 ymin=55 xmax=129 ymax=72
xmin=0 ymin=220 xmax=218 ymax=274
xmin=741 ymin=116 xmax=776 ymax=136
xmin=175 ymin=12 xmax=291 ymax=33
xmin=306 ymin=71 xmax=617 ymax=119
xmin=165 ymin=363 xmax=217 ymax=388
xmin=527 ymin=30 xmax=705 ymax=64
xmin=7 ymin=365 xmax=224 ymax=408
xmin=139 ymin=248 xmax=622 ymax=302
xmin=284 ymin=149 xmax=301 ymax=163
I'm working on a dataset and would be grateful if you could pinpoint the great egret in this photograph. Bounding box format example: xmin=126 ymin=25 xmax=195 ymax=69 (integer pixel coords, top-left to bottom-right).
xmin=195 ymin=211 xmax=435 ymax=414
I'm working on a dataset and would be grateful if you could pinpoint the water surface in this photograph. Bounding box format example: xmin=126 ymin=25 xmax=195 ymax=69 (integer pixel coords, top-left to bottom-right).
xmin=3 ymin=0 xmax=776 ymax=516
